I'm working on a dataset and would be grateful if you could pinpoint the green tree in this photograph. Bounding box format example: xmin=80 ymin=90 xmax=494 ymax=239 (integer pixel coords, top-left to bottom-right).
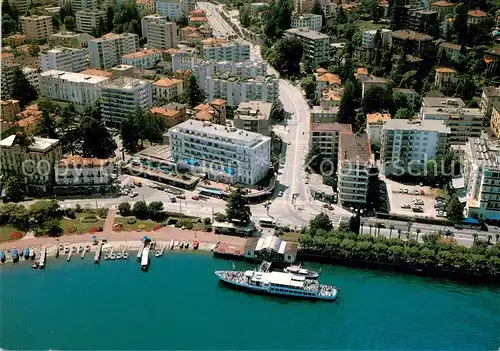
xmin=133 ymin=200 xmax=149 ymax=219
xmin=225 ymin=187 xmax=251 ymax=224
xmin=239 ymin=7 xmax=250 ymax=27
xmin=301 ymin=75 xmax=316 ymax=101
xmin=264 ymin=0 xmax=293 ymax=40
xmin=176 ymin=14 xmax=188 ymax=27
xmin=362 ymin=85 xmax=393 ymax=114
xmin=59 ymin=1 xmax=74 ymax=21
xmin=148 ymin=201 xmax=164 ymax=218
xmin=338 ymin=80 xmax=360 ymax=125
xmin=29 ymin=200 xmax=60 ymax=225
xmin=447 ymin=195 xmax=464 ymax=224
xmin=35 ymin=102 xmax=59 ymax=139
xmin=120 ymin=113 xmax=140 ymax=152
xmin=64 ymin=15 xmax=76 ymax=31
xmin=395 ymin=108 xmax=415 ymax=119
xmin=143 ymin=111 xmax=165 ymax=144
xmin=181 ymin=74 xmax=204 ymax=108
xmin=45 ymin=219 xmax=63 ymax=237
xmin=11 ymin=67 xmax=37 ymax=108
xmin=2 ymin=14 xmax=18 ymax=35
xmin=305 ymin=143 xmax=324 ymax=173
xmin=267 ymin=37 xmax=303 ymax=77
xmin=52 ymin=13 xmax=61 ymax=30
xmin=309 ymin=212 xmax=332 ymax=233
xmin=118 ymin=202 xmax=131 ymax=216
xmin=80 ymin=115 xmax=116 ymax=158
xmin=106 ymin=5 xmax=115 ymax=31
xmin=453 ymin=3 xmax=468 ymax=45
xmin=3 ymin=172 xmax=25 ymax=202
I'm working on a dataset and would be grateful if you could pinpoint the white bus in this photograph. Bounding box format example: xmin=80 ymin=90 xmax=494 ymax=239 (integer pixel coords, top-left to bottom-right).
xmin=258 ymin=217 xmax=276 ymax=228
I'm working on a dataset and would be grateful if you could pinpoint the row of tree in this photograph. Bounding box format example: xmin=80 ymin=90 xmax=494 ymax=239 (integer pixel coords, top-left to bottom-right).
xmin=300 ymin=214 xmax=500 ymax=278
xmin=118 ymin=201 xmax=164 ymax=220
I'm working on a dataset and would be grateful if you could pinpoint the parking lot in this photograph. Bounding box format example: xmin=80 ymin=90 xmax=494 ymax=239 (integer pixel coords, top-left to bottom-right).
xmin=382 ymin=178 xmax=446 ymax=219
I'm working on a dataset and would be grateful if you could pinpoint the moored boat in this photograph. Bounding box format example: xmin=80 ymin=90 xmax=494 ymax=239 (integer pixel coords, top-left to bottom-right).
xmin=32 ymin=262 xmax=39 ymax=269
xmin=169 ymin=239 xmax=174 ymax=249
xmin=155 ymin=250 xmax=161 ymax=258
xmin=11 ymin=249 xmax=19 ymax=263
xmin=174 ymin=241 xmax=179 ymax=249
xmin=110 ymin=253 xmax=116 ymax=260
xmin=123 ymin=252 xmax=129 ymax=259
xmin=117 ymin=253 xmax=122 ymax=260
xmin=184 ymin=241 xmax=189 ymax=249
xmin=104 ymin=254 xmax=110 ymax=260
xmin=180 ymin=241 xmax=184 ymax=249
xmin=29 ymin=249 xmax=35 ymax=260
xmin=0 ymin=251 xmax=5 ymax=263
xmin=284 ymin=265 xmax=319 ymax=279
xmin=23 ymin=248 xmax=30 ymax=258
xmin=215 ymin=270 xmax=338 ymax=301
xmin=193 ymin=241 xmax=199 ymax=250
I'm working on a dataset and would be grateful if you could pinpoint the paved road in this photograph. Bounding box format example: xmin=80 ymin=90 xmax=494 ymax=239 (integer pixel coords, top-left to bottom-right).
xmin=197 ymin=2 xmax=236 ymax=39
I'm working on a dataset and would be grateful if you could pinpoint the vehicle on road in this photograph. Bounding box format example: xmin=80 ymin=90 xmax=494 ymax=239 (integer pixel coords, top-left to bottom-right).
xmin=147 ymin=183 xmax=156 ymax=188
xmin=259 ymin=217 xmax=276 ymax=228
xmin=177 ymin=194 xmax=186 ymax=199
xmin=403 ymin=189 xmax=409 ymax=194
xmin=401 ymin=204 xmax=411 ymax=209
xmin=133 ymin=179 xmax=142 ymax=187
xmin=129 ymin=191 xmax=138 ymax=198
xmin=277 ymin=191 xmax=283 ymax=197
xmin=412 ymin=206 xmax=424 ymax=212
xmin=192 ymin=194 xmax=200 ymax=201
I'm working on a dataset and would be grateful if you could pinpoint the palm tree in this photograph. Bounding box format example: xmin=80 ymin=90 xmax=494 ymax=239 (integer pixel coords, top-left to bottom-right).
xmin=389 ymin=224 xmax=394 ymax=239
xmin=416 ymin=228 xmax=421 ymax=242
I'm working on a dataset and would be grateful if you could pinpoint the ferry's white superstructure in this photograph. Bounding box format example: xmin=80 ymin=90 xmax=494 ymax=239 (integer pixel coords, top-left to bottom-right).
xmin=215 ymin=270 xmax=338 ymax=301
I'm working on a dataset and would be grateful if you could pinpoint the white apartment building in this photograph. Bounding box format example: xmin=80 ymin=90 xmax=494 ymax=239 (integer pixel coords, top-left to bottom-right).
xmin=88 ymin=33 xmax=139 ymax=69
xmin=284 ymin=28 xmax=330 ymax=67
xmin=70 ymin=0 xmax=97 ymax=11
xmin=380 ymin=119 xmax=451 ymax=176
xmin=121 ymin=49 xmax=163 ymax=69
xmin=480 ymin=86 xmax=500 ymax=121
xmin=338 ymin=133 xmax=376 ymax=206
xmin=101 ymin=77 xmax=154 ymax=126
xmin=76 ymin=10 xmax=107 ymax=34
xmin=421 ymin=106 xmax=484 ymax=145
xmin=194 ymin=60 xmax=268 ymax=88
xmin=23 ymin=67 xmax=39 ymax=88
xmin=0 ymin=134 xmax=63 ymax=196
xmin=171 ymin=47 xmax=198 ymax=71
xmin=156 ymin=0 xmax=182 ymax=21
xmin=141 ymin=14 xmax=168 ymax=37
xmin=54 ymin=155 xmax=114 ymax=195
xmin=146 ymin=20 xmax=178 ymax=49
xmin=463 ymin=137 xmax=500 ymax=221
xmin=310 ymin=122 xmax=352 ymax=168
xmin=202 ymin=39 xmax=251 ymax=62
xmin=366 ymin=113 xmax=391 ymax=142
xmin=40 ymin=47 xmax=87 ymax=72
xmin=39 ymin=70 xmax=110 ymax=111
xmin=205 ymin=75 xmax=279 ymax=107
xmin=291 ymin=13 xmax=323 ymax=32
xmin=362 ymin=29 xmax=392 ymax=48
xmin=168 ymin=119 xmax=271 ymax=185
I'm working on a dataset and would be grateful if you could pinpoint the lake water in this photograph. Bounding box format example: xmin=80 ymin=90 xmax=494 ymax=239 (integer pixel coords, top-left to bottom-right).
xmin=1 ymin=252 xmax=499 ymax=350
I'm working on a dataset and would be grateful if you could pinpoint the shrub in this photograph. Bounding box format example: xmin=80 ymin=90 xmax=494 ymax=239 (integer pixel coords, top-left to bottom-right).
xmin=65 ymin=208 xmax=76 ymax=219
xmin=113 ymin=223 xmax=123 ymax=231
xmin=67 ymin=224 xmax=77 ymax=233
xmin=204 ymin=224 xmax=212 ymax=232
xmin=185 ymin=222 xmax=194 ymax=230
xmin=127 ymin=217 xmax=137 ymax=225
xmin=81 ymin=215 xmax=98 ymax=223
xmin=153 ymin=224 xmax=161 ymax=231
xmin=75 ymin=204 xmax=82 ymax=213
xmin=203 ymin=217 xmax=211 ymax=225
xmin=11 ymin=232 xmax=23 ymax=239
xmin=137 ymin=224 xmax=145 ymax=229
xmin=118 ymin=202 xmax=131 ymax=216
xmin=174 ymin=221 xmax=183 ymax=228
xmin=282 ymin=226 xmax=291 ymax=232
xmin=97 ymin=208 xmax=108 ymax=219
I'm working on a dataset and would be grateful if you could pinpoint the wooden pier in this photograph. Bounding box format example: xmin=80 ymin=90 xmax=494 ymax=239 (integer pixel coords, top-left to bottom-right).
xmin=94 ymin=242 xmax=103 ymax=264
xmin=39 ymin=246 xmax=46 ymax=269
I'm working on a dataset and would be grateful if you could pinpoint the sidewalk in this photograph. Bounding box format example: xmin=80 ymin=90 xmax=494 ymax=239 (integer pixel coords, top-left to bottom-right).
xmin=103 ymin=208 xmax=117 ymax=233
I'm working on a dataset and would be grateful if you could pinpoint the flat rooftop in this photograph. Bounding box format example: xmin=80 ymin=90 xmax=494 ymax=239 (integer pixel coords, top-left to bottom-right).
xmin=40 ymin=70 xmax=110 ymax=84
xmin=171 ymin=119 xmax=270 ymax=143
xmin=422 ymin=96 xmax=465 ymax=108
xmin=468 ymin=138 xmax=500 ymax=169
xmin=0 ymin=135 xmax=59 ymax=152
xmin=383 ymin=119 xmax=451 ymax=133
xmin=285 ymin=27 xmax=329 ymax=40
xmin=235 ymin=101 xmax=272 ymax=120
xmin=103 ymin=76 xmax=151 ymax=90
xmin=339 ymin=134 xmax=371 ymax=163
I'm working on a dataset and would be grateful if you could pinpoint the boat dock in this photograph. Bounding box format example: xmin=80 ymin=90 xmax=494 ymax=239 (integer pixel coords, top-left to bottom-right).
xmin=67 ymin=248 xmax=72 ymax=261
xmin=156 ymin=245 xmax=165 ymax=257
xmin=39 ymin=246 xmax=46 ymax=269
xmin=141 ymin=247 xmax=150 ymax=271
xmin=81 ymin=247 xmax=86 ymax=259
xmin=94 ymin=242 xmax=103 ymax=264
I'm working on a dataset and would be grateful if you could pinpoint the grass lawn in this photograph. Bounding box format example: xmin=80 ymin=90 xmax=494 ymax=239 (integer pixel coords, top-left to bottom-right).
xmin=0 ymin=225 xmax=23 ymax=242
xmin=358 ymin=20 xmax=390 ymax=32
xmin=113 ymin=217 xmax=163 ymax=232
xmin=61 ymin=217 xmax=105 ymax=235
xmin=280 ymin=231 xmax=301 ymax=243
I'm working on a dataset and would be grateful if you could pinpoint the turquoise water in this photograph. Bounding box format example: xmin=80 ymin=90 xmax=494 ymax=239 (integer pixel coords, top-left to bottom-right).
xmin=1 ymin=252 xmax=500 ymax=350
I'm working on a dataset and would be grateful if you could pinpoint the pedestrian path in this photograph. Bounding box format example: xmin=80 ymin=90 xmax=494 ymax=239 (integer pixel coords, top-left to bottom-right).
xmin=103 ymin=208 xmax=117 ymax=233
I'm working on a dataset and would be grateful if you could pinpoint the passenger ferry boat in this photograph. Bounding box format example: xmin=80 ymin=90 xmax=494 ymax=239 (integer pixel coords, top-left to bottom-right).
xmin=215 ymin=270 xmax=338 ymax=301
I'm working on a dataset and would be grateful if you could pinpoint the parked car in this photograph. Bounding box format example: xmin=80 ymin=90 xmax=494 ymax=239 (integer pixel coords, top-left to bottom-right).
xmin=129 ymin=191 xmax=138 ymax=198
xmin=192 ymin=194 xmax=200 ymax=200
xmin=412 ymin=206 xmax=424 ymax=212
xmin=401 ymin=204 xmax=411 ymax=209
xmin=403 ymin=189 xmax=409 ymax=194
xmin=177 ymin=194 xmax=186 ymax=199
xmin=277 ymin=191 xmax=283 ymax=197
xmin=399 ymin=188 xmax=403 ymax=193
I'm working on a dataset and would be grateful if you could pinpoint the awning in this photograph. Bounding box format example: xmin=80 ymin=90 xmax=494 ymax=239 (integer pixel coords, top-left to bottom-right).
xmin=197 ymin=187 xmax=222 ymax=195
xmin=463 ymin=218 xmax=479 ymax=225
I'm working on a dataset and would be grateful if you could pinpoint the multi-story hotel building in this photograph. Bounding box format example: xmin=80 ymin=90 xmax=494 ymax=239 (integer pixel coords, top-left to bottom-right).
xmin=338 ymin=133 xmax=376 ymax=206
xmin=156 ymin=0 xmax=182 ymax=21
xmin=21 ymin=15 xmax=53 ymax=40
xmin=70 ymin=0 xmax=97 ymax=11
xmin=194 ymin=60 xmax=267 ymax=88
xmin=380 ymin=119 xmax=451 ymax=176
xmin=463 ymin=136 xmax=500 ymax=220
xmin=0 ymin=134 xmax=63 ymax=196
xmin=204 ymin=75 xmax=279 ymax=107
xmin=88 ymin=33 xmax=139 ymax=69
xmin=54 ymin=155 xmax=115 ymax=195
xmin=40 ymin=47 xmax=87 ymax=72
xmin=168 ymin=119 xmax=271 ymax=185
xmin=284 ymin=28 xmax=330 ymax=67
xmin=233 ymin=100 xmax=273 ymax=136
xmin=146 ymin=20 xmax=178 ymax=49
xmin=310 ymin=122 xmax=352 ymax=169
xmin=121 ymin=49 xmax=163 ymax=69
xmin=76 ymin=10 xmax=107 ymax=34
xmin=141 ymin=14 xmax=168 ymax=37
xmin=39 ymin=70 xmax=110 ymax=111
xmin=49 ymin=31 xmax=83 ymax=48
xmin=100 ymin=77 xmax=154 ymax=126
xmin=23 ymin=67 xmax=39 ymax=88
xmin=291 ymin=13 xmax=323 ymax=32
xmin=171 ymin=47 xmax=197 ymax=71
xmin=202 ymin=39 xmax=250 ymax=62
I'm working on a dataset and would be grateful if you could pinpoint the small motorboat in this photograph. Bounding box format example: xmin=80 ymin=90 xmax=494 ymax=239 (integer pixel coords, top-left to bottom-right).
xmin=0 ymin=251 xmax=6 ymax=263
xmin=184 ymin=241 xmax=189 ymax=249
xmin=155 ymin=250 xmax=161 ymax=257
xmin=193 ymin=241 xmax=199 ymax=250
xmin=174 ymin=241 xmax=179 ymax=248
xmin=72 ymin=246 xmax=77 ymax=253
xmin=110 ymin=253 xmax=116 ymax=260
xmin=64 ymin=247 xmax=70 ymax=254
xmin=11 ymin=249 xmax=19 ymax=263
xmin=29 ymin=249 xmax=35 ymax=260
xmin=284 ymin=265 xmax=319 ymax=279
xmin=104 ymin=254 xmax=110 ymax=260
xmin=180 ymin=241 xmax=184 ymax=249
xmin=66 ymin=255 xmax=71 ymax=262
xmin=85 ymin=245 xmax=91 ymax=252
xmin=123 ymin=252 xmax=129 ymax=259
xmin=59 ymin=244 xmax=64 ymax=251
xmin=78 ymin=245 xmax=84 ymax=253
xmin=169 ymin=239 xmax=174 ymax=249
xmin=116 ymin=253 xmax=122 ymax=259
xmin=31 ymin=262 xmax=39 ymax=269
xmin=23 ymin=248 xmax=30 ymax=258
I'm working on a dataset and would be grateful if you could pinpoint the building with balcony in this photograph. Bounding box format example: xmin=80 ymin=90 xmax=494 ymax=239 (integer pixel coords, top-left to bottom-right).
xmin=194 ymin=60 xmax=268 ymax=88
xmin=309 ymin=122 xmax=352 ymax=170
xmin=291 ymin=13 xmax=323 ymax=32
xmin=156 ymin=0 xmax=182 ymax=21
xmin=430 ymin=1 xmax=455 ymax=18
xmin=76 ymin=10 xmax=107 ymax=34
xmin=293 ymin=0 xmax=314 ymax=13
xmin=408 ymin=10 xmax=438 ymax=34
xmin=49 ymin=31 xmax=83 ymax=48
xmin=434 ymin=66 xmax=458 ymax=92
xmin=362 ymin=29 xmax=392 ymax=48
xmin=141 ymin=14 xmax=167 ymax=37
xmin=168 ymin=119 xmax=271 ymax=185
xmin=0 ymin=134 xmax=63 ymax=196
xmin=40 ymin=47 xmax=87 ymax=72
xmin=462 ymin=137 xmax=500 ymax=221
xmin=204 ymin=75 xmax=279 ymax=107
xmin=21 ymin=15 xmax=53 ymax=40
xmin=70 ymin=0 xmax=97 ymax=11
xmin=54 ymin=155 xmax=114 ymax=195
xmin=121 ymin=48 xmax=163 ymax=69
xmin=153 ymin=77 xmax=183 ymax=103
xmin=338 ymin=133 xmax=375 ymax=206
xmin=438 ymin=41 xmax=463 ymax=60
xmin=39 ymin=70 xmax=110 ymax=111
xmin=380 ymin=119 xmax=451 ymax=176
xmin=366 ymin=113 xmax=391 ymax=142
xmin=88 ymin=33 xmax=139 ymax=69
xmin=145 ymin=19 xmax=178 ymax=49
xmin=202 ymin=39 xmax=251 ymax=62
xmin=151 ymin=102 xmax=187 ymax=130
xmin=171 ymin=47 xmax=197 ymax=71
xmin=284 ymin=27 xmax=330 ymax=67
xmin=488 ymin=104 xmax=500 ymax=138
xmin=233 ymin=100 xmax=272 ymax=136
xmin=100 ymin=77 xmax=154 ymax=126
xmin=23 ymin=67 xmax=39 ymax=89
xmin=5 ymin=34 xmax=27 ymax=47
xmin=192 ymin=99 xmax=226 ymax=125
xmin=421 ymin=105 xmax=484 ymax=145
xmin=480 ymin=86 xmax=500 ymax=121
xmin=1 ymin=100 xmax=21 ymax=122
xmin=390 ymin=30 xmax=433 ymax=56
xmin=136 ymin=0 xmax=156 ymax=14
xmin=468 ymin=9 xmax=488 ymax=25
xmin=1 ymin=63 xmax=20 ymax=100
